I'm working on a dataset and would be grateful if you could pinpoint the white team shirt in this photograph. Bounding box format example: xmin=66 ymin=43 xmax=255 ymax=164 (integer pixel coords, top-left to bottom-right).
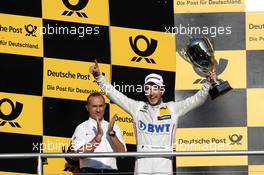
xmin=96 ymin=75 xmax=210 ymax=174
xmin=96 ymin=75 xmax=210 ymax=152
xmin=72 ymin=118 xmax=126 ymax=169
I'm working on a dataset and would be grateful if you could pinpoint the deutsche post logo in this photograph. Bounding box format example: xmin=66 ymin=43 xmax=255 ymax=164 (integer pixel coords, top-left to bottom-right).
xmin=25 ymin=24 xmax=37 ymax=37
xmin=0 ymin=98 xmax=23 ymax=128
xmin=62 ymin=0 xmax=89 ymax=18
xmin=229 ymin=134 xmax=243 ymax=145
xmin=193 ymin=58 xmax=229 ymax=84
xmin=129 ymin=35 xmax=157 ymax=64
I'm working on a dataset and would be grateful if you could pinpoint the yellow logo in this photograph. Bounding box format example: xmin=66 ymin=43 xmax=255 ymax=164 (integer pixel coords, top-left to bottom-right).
xmin=159 ymin=106 xmax=170 ymax=116
xmin=0 ymin=98 xmax=23 ymax=128
xmin=61 ymin=0 xmax=89 ymax=18
xmin=129 ymin=35 xmax=157 ymax=64
xmin=43 ymin=0 xmax=109 ymax=25
xmin=0 ymin=92 xmax=42 ymax=135
xmin=111 ymin=27 xmax=176 ymax=71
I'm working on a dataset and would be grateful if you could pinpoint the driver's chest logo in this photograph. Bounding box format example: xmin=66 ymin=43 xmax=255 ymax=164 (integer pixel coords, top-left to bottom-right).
xmin=158 ymin=106 xmax=171 ymax=120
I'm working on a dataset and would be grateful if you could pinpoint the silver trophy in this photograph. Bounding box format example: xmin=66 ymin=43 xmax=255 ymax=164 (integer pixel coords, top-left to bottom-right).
xmin=179 ymin=36 xmax=232 ymax=100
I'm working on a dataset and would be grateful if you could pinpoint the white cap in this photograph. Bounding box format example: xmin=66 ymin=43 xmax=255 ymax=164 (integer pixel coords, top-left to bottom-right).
xmin=144 ymin=73 xmax=165 ymax=87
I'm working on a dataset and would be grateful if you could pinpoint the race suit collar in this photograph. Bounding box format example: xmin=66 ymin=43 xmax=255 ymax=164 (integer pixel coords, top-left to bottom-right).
xmin=88 ymin=117 xmax=104 ymax=124
xmin=148 ymin=99 xmax=165 ymax=109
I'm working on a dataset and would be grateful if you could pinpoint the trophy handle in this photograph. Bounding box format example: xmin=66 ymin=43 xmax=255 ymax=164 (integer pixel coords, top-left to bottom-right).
xmin=204 ymin=37 xmax=214 ymax=53
xmin=179 ymin=48 xmax=193 ymax=64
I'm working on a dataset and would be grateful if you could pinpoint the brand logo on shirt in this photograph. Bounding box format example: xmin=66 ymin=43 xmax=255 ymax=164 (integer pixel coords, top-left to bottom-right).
xmin=157 ymin=115 xmax=171 ymax=120
xmin=139 ymin=105 xmax=148 ymax=113
xmin=143 ymin=105 xmax=148 ymax=110
xmin=92 ymin=126 xmax=97 ymax=134
xmin=138 ymin=120 xmax=170 ymax=133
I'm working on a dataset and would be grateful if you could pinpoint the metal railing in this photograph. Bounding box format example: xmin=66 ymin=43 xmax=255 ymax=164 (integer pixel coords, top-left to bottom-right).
xmin=1 ymin=151 xmax=264 ymax=175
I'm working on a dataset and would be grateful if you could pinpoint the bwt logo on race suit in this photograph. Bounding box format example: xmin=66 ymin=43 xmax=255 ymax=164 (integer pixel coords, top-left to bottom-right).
xmin=62 ymin=0 xmax=89 ymax=18
xmin=0 ymin=98 xmax=23 ymax=128
xmin=138 ymin=120 xmax=170 ymax=133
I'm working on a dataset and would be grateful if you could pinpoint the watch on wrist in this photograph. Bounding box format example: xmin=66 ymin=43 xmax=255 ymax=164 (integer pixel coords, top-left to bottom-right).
xmin=108 ymin=130 xmax=116 ymax=137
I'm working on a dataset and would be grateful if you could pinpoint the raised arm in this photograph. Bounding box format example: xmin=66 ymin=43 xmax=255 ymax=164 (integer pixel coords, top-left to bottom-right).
xmin=89 ymin=60 xmax=141 ymax=116
xmin=175 ymin=71 xmax=216 ymax=117
xmin=176 ymin=83 xmax=210 ymax=117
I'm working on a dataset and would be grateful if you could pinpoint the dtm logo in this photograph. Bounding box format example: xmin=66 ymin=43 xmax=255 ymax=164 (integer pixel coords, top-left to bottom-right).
xmin=0 ymin=98 xmax=23 ymax=128
xmin=129 ymin=35 xmax=157 ymax=64
xmin=138 ymin=120 xmax=170 ymax=133
xmin=193 ymin=58 xmax=229 ymax=84
xmin=62 ymin=0 xmax=89 ymax=18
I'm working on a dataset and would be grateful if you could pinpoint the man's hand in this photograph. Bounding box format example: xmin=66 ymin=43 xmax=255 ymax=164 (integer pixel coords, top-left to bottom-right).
xmin=78 ymin=119 xmax=103 ymax=153
xmin=107 ymin=114 xmax=125 ymax=152
xmin=94 ymin=118 xmax=103 ymax=143
xmin=206 ymin=70 xmax=217 ymax=85
xmin=108 ymin=114 xmax=117 ymax=132
xmin=89 ymin=59 xmax=101 ymax=78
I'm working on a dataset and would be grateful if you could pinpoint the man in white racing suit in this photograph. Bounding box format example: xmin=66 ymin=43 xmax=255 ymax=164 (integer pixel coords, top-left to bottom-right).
xmin=89 ymin=60 xmax=215 ymax=175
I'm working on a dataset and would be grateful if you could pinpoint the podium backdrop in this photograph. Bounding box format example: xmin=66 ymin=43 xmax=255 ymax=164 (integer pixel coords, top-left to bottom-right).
xmin=0 ymin=0 xmax=263 ymax=174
